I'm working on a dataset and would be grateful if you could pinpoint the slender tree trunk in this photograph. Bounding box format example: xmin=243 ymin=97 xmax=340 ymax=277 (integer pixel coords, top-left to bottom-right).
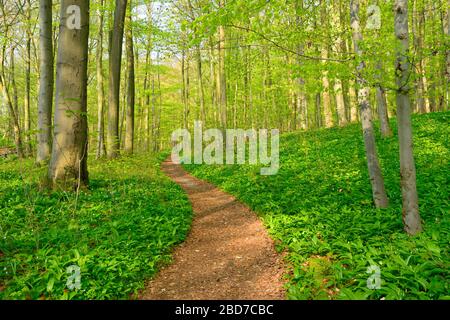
xmin=351 ymin=0 xmax=389 ymax=209
xmin=443 ymin=0 xmax=450 ymax=109
xmin=218 ymin=0 xmax=227 ymax=130
xmin=247 ymin=45 xmax=254 ymax=129
xmin=10 ymin=48 xmax=19 ymax=127
xmin=24 ymin=0 xmax=32 ymax=156
xmin=349 ymin=80 xmax=358 ymax=122
xmin=295 ymin=0 xmax=308 ymax=130
xmin=394 ymin=0 xmax=423 ymax=235
xmin=207 ymin=37 xmax=216 ymax=126
xmin=107 ymin=0 xmax=127 ymax=159
xmin=96 ymin=0 xmax=106 ymax=159
xmin=181 ymin=49 xmax=189 ymax=129
xmin=413 ymin=0 xmax=428 ymax=113
xmin=332 ymin=0 xmax=347 ymax=126
xmin=154 ymin=52 xmax=162 ymax=152
xmin=321 ymin=3 xmax=333 ymax=128
xmin=125 ymin=1 xmax=135 ymax=154
xmin=375 ymin=85 xmax=393 ymax=137
xmin=48 ymin=0 xmax=90 ymax=189
xmin=196 ymin=45 xmax=206 ymax=125
xmin=321 ymin=48 xmax=333 ymax=128
xmin=373 ymin=57 xmax=393 ymax=137
xmin=0 ymin=73 xmax=24 ymax=158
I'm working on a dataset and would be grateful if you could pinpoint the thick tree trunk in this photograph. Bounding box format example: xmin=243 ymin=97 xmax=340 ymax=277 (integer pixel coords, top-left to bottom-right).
xmin=394 ymin=0 xmax=423 ymax=235
xmin=96 ymin=0 xmax=106 ymax=159
xmin=107 ymin=0 xmax=127 ymax=159
xmin=37 ymin=0 xmax=54 ymax=164
xmin=351 ymin=0 xmax=389 ymax=209
xmin=48 ymin=0 xmax=90 ymax=189
xmin=124 ymin=1 xmax=135 ymax=154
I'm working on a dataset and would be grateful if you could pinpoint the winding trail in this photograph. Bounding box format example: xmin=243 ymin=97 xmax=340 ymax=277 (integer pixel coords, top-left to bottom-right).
xmin=141 ymin=158 xmax=286 ymax=300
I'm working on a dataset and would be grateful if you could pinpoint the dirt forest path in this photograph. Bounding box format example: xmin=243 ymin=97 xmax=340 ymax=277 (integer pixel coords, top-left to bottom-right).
xmin=141 ymin=158 xmax=286 ymax=300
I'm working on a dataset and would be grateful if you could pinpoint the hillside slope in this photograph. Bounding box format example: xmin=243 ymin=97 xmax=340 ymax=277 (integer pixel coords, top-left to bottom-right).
xmin=185 ymin=112 xmax=449 ymax=300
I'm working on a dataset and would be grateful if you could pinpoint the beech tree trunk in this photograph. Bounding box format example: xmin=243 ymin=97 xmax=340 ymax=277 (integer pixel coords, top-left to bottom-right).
xmin=37 ymin=0 xmax=53 ymax=164
xmin=0 ymin=71 xmax=24 ymax=159
xmin=374 ymin=58 xmax=393 ymax=137
xmin=444 ymin=0 xmax=450 ymax=108
xmin=96 ymin=0 xmax=106 ymax=159
xmin=394 ymin=0 xmax=423 ymax=235
xmin=218 ymin=0 xmax=227 ymax=130
xmin=125 ymin=1 xmax=135 ymax=154
xmin=23 ymin=0 xmax=32 ymax=156
xmin=48 ymin=0 xmax=90 ymax=189
xmin=321 ymin=4 xmax=333 ymax=128
xmin=107 ymin=0 xmax=127 ymax=159
xmin=351 ymin=0 xmax=389 ymax=209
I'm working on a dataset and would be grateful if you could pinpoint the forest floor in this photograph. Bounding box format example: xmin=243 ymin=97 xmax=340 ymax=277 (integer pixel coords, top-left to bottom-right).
xmin=0 ymin=154 xmax=193 ymax=299
xmin=184 ymin=112 xmax=449 ymax=300
xmin=141 ymin=158 xmax=286 ymax=299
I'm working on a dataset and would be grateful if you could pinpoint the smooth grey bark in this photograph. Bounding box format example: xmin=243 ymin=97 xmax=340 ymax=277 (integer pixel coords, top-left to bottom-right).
xmin=96 ymin=0 xmax=106 ymax=159
xmin=351 ymin=0 xmax=389 ymax=209
xmin=107 ymin=0 xmax=127 ymax=159
xmin=394 ymin=0 xmax=423 ymax=235
xmin=48 ymin=0 xmax=90 ymax=189
xmin=124 ymin=1 xmax=135 ymax=154
xmin=37 ymin=0 xmax=54 ymax=164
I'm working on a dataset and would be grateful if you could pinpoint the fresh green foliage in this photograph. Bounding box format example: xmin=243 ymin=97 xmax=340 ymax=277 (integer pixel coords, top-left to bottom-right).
xmin=0 ymin=154 xmax=192 ymax=300
xmin=185 ymin=112 xmax=450 ymax=300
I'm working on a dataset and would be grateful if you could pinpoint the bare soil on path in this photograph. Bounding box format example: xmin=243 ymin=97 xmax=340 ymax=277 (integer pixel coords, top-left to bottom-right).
xmin=141 ymin=158 xmax=286 ymax=300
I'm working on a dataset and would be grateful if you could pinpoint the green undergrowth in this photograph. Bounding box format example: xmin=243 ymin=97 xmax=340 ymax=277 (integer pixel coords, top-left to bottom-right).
xmin=0 ymin=153 xmax=192 ymax=299
xmin=185 ymin=112 xmax=449 ymax=300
